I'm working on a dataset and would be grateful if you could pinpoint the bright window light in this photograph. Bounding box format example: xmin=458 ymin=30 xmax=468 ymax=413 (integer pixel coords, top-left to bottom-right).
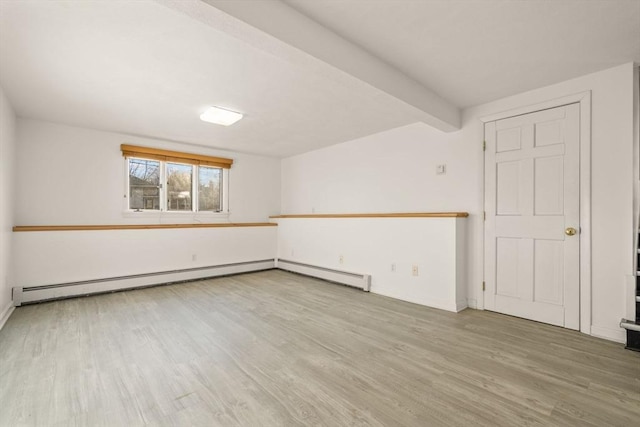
xmin=200 ymin=106 xmax=243 ymax=126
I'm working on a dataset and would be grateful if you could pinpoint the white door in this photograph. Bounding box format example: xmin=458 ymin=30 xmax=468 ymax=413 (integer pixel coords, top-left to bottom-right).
xmin=484 ymin=104 xmax=580 ymax=330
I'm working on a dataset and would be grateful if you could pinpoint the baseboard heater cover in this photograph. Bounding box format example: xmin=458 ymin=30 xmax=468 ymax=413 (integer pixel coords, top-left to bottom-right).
xmin=276 ymin=259 xmax=371 ymax=292
xmin=13 ymin=259 xmax=275 ymax=306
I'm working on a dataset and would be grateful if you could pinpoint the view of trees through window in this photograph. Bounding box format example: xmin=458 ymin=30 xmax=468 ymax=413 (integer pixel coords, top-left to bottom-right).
xmin=129 ymin=159 xmax=160 ymax=210
xmin=128 ymin=158 xmax=222 ymax=212
xmin=167 ymin=163 xmax=192 ymax=211
xmin=199 ymin=166 xmax=221 ymax=211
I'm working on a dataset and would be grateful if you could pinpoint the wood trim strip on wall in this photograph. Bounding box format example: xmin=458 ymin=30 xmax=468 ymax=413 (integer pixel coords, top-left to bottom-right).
xmin=269 ymin=212 xmax=469 ymax=219
xmin=121 ymin=144 xmax=234 ymax=169
xmin=13 ymin=223 xmax=277 ymax=232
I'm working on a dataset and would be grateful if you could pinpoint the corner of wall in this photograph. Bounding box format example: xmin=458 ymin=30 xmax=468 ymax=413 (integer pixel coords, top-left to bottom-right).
xmin=0 ymin=84 xmax=17 ymax=323
xmin=630 ymin=64 xmax=640 ymax=322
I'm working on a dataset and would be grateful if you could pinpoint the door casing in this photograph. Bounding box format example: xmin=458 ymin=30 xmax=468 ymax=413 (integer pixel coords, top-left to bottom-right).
xmin=479 ymin=91 xmax=592 ymax=335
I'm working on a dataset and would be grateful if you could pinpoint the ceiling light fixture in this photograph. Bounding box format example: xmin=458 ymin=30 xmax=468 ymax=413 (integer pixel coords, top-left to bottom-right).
xmin=200 ymin=106 xmax=243 ymax=126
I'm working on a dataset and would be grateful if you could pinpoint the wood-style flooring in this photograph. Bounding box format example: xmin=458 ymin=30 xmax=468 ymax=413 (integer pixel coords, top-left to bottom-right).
xmin=1 ymin=270 xmax=638 ymax=426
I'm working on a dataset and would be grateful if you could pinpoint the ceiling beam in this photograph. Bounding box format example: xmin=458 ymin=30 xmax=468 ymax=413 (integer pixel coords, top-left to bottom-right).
xmin=205 ymin=0 xmax=460 ymax=132
xmin=156 ymin=0 xmax=460 ymax=132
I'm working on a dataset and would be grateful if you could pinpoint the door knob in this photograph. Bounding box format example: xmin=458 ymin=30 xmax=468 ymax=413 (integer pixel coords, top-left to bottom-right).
xmin=565 ymin=227 xmax=577 ymax=236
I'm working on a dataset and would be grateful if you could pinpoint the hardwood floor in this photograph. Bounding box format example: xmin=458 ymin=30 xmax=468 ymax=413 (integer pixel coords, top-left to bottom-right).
xmin=1 ymin=270 xmax=638 ymax=426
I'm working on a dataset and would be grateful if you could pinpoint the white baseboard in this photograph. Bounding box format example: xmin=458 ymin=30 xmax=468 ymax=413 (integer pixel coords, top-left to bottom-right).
xmin=276 ymin=258 xmax=371 ymax=291
xmin=590 ymin=324 xmax=626 ymax=343
xmin=456 ymin=300 xmax=469 ymax=312
xmin=404 ymin=296 xmax=456 ymax=313
xmin=14 ymin=259 xmax=275 ymax=305
xmin=0 ymin=302 xmax=15 ymax=331
xmin=372 ymin=289 xmax=460 ymax=313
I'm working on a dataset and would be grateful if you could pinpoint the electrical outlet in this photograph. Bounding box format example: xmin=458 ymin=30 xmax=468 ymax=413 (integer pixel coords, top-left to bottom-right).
xmin=291 ymin=249 xmax=295 ymax=257
xmin=339 ymin=255 xmax=344 ymax=264
xmin=412 ymin=265 xmax=419 ymax=276
xmin=391 ymin=263 xmax=396 ymax=272
xmin=192 ymin=254 xmax=197 ymax=262
xmin=436 ymin=164 xmax=446 ymax=175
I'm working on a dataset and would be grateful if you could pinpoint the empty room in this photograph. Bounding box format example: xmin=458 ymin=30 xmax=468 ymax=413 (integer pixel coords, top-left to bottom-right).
xmin=1 ymin=0 xmax=639 ymax=425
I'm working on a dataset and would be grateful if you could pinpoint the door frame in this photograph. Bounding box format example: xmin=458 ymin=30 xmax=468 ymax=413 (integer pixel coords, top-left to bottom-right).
xmin=480 ymin=91 xmax=592 ymax=335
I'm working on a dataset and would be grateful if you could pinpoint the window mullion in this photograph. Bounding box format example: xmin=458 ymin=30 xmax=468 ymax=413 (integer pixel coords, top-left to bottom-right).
xmin=161 ymin=161 xmax=167 ymax=212
xmin=222 ymin=169 xmax=229 ymax=213
xmin=124 ymin=158 xmax=130 ymax=211
xmin=193 ymin=165 xmax=198 ymax=212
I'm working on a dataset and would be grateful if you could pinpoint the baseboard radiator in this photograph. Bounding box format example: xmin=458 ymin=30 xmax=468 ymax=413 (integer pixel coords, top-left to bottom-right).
xmin=13 ymin=259 xmax=275 ymax=306
xmin=276 ymin=259 xmax=371 ymax=292
xmin=12 ymin=258 xmax=371 ymax=306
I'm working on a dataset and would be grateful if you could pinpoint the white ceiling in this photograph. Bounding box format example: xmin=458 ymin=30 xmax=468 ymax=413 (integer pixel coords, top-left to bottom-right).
xmin=285 ymin=0 xmax=640 ymax=108
xmin=0 ymin=0 xmax=417 ymax=157
xmin=1 ymin=0 xmax=639 ymax=158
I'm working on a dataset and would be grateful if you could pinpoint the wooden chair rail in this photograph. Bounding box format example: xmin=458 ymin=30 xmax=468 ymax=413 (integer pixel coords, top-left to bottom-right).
xmin=269 ymin=212 xmax=469 ymax=219
xmin=13 ymin=223 xmax=277 ymax=232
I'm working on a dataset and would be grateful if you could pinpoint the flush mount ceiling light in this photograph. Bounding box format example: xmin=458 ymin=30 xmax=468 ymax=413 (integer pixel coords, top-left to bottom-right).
xmin=200 ymin=106 xmax=243 ymax=126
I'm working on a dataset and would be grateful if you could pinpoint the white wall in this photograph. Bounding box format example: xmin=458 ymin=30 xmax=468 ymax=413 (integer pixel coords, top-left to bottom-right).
xmin=10 ymin=120 xmax=281 ymax=293
xmin=281 ymin=122 xmax=473 ymax=214
xmin=0 ymin=86 xmax=16 ymax=325
xmin=281 ymin=63 xmax=636 ymax=342
xmin=275 ymin=217 xmax=467 ymax=312
xmin=281 ymin=120 xmax=479 ymax=310
xmin=13 ymin=226 xmax=276 ymax=289
xmin=15 ymin=119 xmax=281 ymax=225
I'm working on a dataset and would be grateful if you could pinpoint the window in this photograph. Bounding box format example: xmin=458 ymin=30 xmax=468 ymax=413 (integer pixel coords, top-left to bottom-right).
xmin=166 ymin=163 xmax=193 ymax=211
xmin=122 ymin=144 xmax=231 ymax=214
xmin=198 ymin=166 xmax=222 ymax=211
xmin=128 ymin=158 xmax=160 ymax=210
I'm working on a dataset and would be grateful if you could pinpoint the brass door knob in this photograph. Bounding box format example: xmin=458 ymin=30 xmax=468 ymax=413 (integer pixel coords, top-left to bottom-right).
xmin=565 ymin=227 xmax=577 ymax=236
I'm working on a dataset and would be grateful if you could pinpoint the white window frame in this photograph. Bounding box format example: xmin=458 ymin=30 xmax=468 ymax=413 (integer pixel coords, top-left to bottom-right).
xmin=123 ymin=157 xmax=229 ymax=219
